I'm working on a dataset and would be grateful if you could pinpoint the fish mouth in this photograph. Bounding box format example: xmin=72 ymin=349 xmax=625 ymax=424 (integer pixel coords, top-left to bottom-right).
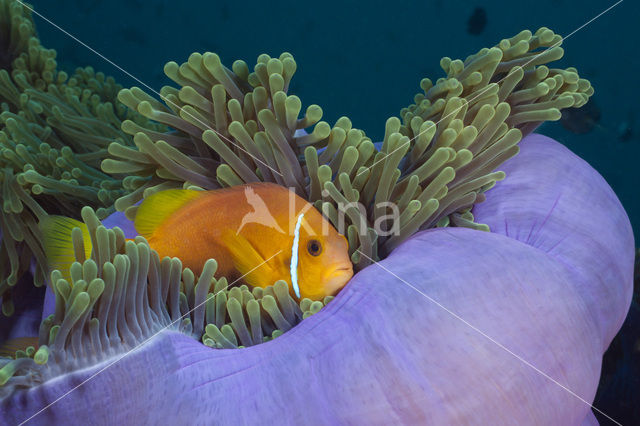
xmin=324 ymin=264 xmax=354 ymax=296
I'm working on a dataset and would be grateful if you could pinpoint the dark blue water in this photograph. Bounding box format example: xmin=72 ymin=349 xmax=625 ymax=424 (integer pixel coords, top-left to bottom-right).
xmin=26 ymin=0 xmax=640 ymax=422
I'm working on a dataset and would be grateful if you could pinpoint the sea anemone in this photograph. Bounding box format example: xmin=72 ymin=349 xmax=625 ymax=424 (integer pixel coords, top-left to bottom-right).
xmin=105 ymin=27 xmax=592 ymax=266
xmin=0 ymin=2 xmax=632 ymax=422
xmin=0 ymin=133 xmax=633 ymax=424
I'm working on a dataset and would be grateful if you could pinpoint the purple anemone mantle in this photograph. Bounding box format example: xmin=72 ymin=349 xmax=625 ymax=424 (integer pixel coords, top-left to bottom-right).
xmin=1 ymin=134 xmax=634 ymax=425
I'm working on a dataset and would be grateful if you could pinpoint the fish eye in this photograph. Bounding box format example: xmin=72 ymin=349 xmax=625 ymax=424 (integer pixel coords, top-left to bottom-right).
xmin=307 ymin=239 xmax=322 ymax=256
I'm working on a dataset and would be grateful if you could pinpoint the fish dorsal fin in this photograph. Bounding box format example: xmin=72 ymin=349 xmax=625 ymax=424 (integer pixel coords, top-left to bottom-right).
xmin=134 ymin=189 xmax=204 ymax=239
xmin=40 ymin=216 xmax=92 ymax=283
xmin=220 ymin=230 xmax=276 ymax=288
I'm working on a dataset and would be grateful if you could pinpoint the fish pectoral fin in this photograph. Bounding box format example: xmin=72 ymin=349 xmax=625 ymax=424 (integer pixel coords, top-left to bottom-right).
xmin=40 ymin=216 xmax=92 ymax=284
xmin=134 ymin=189 xmax=204 ymax=239
xmin=220 ymin=230 xmax=275 ymax=288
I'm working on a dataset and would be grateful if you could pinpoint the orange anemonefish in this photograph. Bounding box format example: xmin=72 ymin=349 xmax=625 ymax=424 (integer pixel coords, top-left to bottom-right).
xmin=41 ymin=183 xmax=353 ymax=301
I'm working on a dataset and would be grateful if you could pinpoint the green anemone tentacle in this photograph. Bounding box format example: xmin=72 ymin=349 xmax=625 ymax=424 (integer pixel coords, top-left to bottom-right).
xmin=105 ymin=27 xmax=592 ymax=267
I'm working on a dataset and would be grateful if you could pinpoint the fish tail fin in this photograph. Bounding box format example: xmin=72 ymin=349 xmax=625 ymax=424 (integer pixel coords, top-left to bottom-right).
xmin=40 ymin=216 xmax=92 ymax=284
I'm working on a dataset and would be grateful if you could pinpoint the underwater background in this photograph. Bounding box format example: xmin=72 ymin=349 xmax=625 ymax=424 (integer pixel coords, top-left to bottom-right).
xmin=4 ymin=0 xmax=639 ymax=423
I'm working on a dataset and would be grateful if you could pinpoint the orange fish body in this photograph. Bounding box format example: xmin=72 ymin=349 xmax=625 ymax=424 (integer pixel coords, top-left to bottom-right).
xmin=139 ymin=183 xmax=353 ymax=299
xmin=42 ymin=183 xmax=353 ymax=301
xmin=144 ymin=183 xmax=302 ymax=280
